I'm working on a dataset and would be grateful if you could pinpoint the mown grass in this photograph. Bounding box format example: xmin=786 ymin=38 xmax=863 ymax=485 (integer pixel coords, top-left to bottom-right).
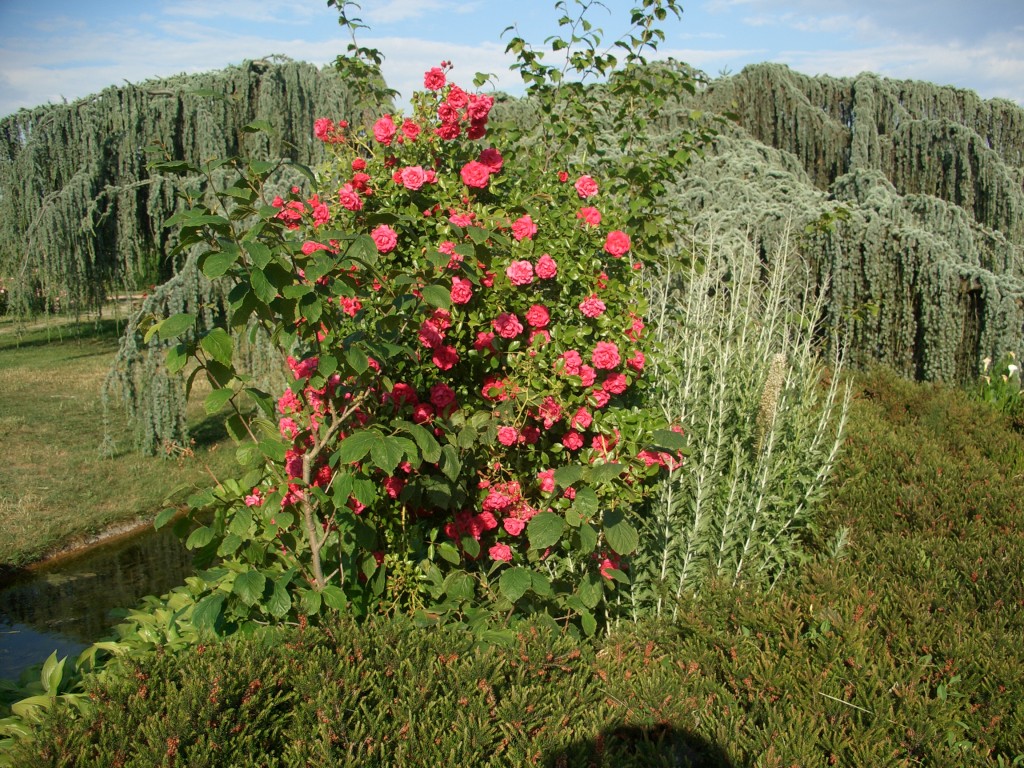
xmin=5 ymin=364 xmax=1023 ymax=766
xmin=0 ymin=315 xmax=236 ymax=570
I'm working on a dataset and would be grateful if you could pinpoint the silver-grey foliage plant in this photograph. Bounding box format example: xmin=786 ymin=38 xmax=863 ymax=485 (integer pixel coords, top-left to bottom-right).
xmin=630 ymin=227 xmax=851 ymax=619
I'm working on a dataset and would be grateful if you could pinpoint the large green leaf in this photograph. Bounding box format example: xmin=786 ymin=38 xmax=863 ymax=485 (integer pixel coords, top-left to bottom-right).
xmin=421 ymin=283 xmax=452 ymax=309
xmin=267 ymin=577 xmax=292 ymax=618
xmin=651 ymin=429 xmax=687 ymax=452
xmin=191 ymin=593 xmax=225 ymax=631
xmin=499 ymin=567 xmax=532 ymax=602
xmin=370 ymin=435 xmax=404 ymax=475
xmin=202 ymin=247 xmax=240 ymax=278
xmin=157 ymin=312 xmax=196 ymax=341
xmin=200 ymin=327 xmax=233 ymax=366
xmin=336 ymin=430 xmax=379 ymax=465
xmin=233 ymin=569 xmax=266 ymax=605
xmin=527 ymin=513 xmax=565 ymax=550
xmin=603 ymin=508 xmax=639 ymax=555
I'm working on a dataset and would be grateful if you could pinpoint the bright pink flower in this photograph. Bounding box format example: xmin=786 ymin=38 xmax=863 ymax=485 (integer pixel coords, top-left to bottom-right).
xmin=604 ymin=230 xmax=631 ymax=257
xmin=449 ymin=211 xmax=475 ymax=227
xmin=492 ymin=313 xmax=524 ymax=339
xmin=412 ymin=402 xmax=435 ymax=424
xmin=536 ymin=396 xmax=563 ymax=428
xmin=556 ymin=350 xmax=583 ymax=376
xmin=506 ymin=260 xmax=534 ymax=286
xmin=521 ymin=425 xmax=540 ymax=444
xmin=599 ymin=553 xmax=622 ymax=579
xmin=535 ymin=253 xmax=558 ymax=279
xmin=401 ymin=118 xmax=421 ymax=141
xmin=578 ymin=364 xmax=596 ymax=387
xmin=460 ymin=161 xmax=490 ymax=188
xmin=562 ymin=431 xmax=584 ymax=451
xmin=244 ymin=489 xmax=263 ymax=507
xmin=278 ymin=389 xmax=301 ymax=415
xmin=424 ymin=66 xmax=446 ymax=90
xmin=384 ymin=475 xmax=407 ymax=498
xmin=511 ymin=214 xmax=538 ymax=241
xmin=626 ymin=351 xmax=646 ymax=372
xmin=577 ymin=206 xmax=602 ymax=226
xmin=578 ymin=294 xmax=606 ymax=318
xmin=497 ymin=426 xmax=519 ymax=446
xmin=285 ymin=449 xmax=304 ymax=478
xmin=338 ymin=183 xmax=362 ymax=211
xmin=279 ymin=417 xmax=300 ymax=440
xmin=446 ymin=85 xmax=469 ymax=109
xmin=430 ymin=382 xmax=456 ymax=408
xmin=302 ymin=240 xmax=327 ymax=255
xmin=538 ymin=469 xmax=556 ymax=493
xmin=479 ymin=148 xmax=503 ymax=173
xmin=287 ymin=356 xmax=319 ymax=379
xmin=525 ymin=304 xmax=550 ymax=328
xmin=503 ymin=517 xmax=526 ymax=536
xmin=558 ymin=170 xmax=569 ymax=182
xmin=474 ymin=331 xmax=496 ymax=353
xmin=571 ymin=407 xmax=593 ymax=430
xmin=432 ymin=344 xmax=459 ymax=371
xmin=352 ymin=158 xmax=366 ymax=171
xmin=590 ymin=390 xmax=611 ymax=408
xmin=466 ymin=93 xmax=494 ymax=121
xmin=602 ymin=373 xmax=628 ymax=395
xmin=373 ymin=114 xmax=396 ymax=145
xmin=591 ymin=341 xmax=621 ymax=370
xmin=371 ymin=224 xmax=398 ymax=254
xmin=626 ymin=313 xmax=646 ymax=340
xmin=399 ymin=165 xmax=427 ymax=190
xmin=313 ymin=118 xmax=333 ymax=141
xmin=575 ymin=175 xmax=599 ymax=198
xmin=489 ymin=543 xmax=513 ymax=563
xmin=339 ymin=296 xmax=362 ymax=317
xmin=450 ymin=276 xmax=473 ymax=305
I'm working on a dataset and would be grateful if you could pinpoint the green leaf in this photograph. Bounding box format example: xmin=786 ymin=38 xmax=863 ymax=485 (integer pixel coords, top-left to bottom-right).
xmin=200 ymin=328 xmax=233 ymax=366
xmin=249 ymin=268 xmax=278 ymax=307
xmin=651 ymin=429 xmax=687 ymax=452
xmin=191 ymin=593 xmax=225 ymax=631
xmin=603 ymin=509 xmax=639 ymax=555
xmin=259 ymin=437 xmax=287 ymax=463
xmin=229 ymin=507 xmax=254 ymax=536
xmin=300 ymin=589 xmax=323 ymax=616
xmin=444 ymin=572 xmax=475 ymax=601
xmin=245 ymin=240 xmax=272 ymax=269
xmin=589 ymin=463 xmax=623 ymax=484
xmin=531 ymin=572 xmax=553 ymax=597
xmin=437 ymin=541 xmax=461 ymax=565
xmin=499 ymin=567 xmax=532 ymax=602
xmin=202 ymin=248 xmax=240 ymax=278
xmin=420 ymin=284 xmax=452 ymax=309
xmin=580 ymin=609 xmax=597 ymax=637
xmin=527 ymin=513 xmax=565 ymax=550
xmin=267 ymin=577 xmax=293 ymax=618
xmin=185 ymin=525 xmax=215 ymax=549
xmin=572 ymin=487 xmax=599 ymax=518
xmin=554 ymin=464 xmax=585 ymax=488
xmin=216 ymin=533 xmax=243 ymax=557
xmin=578 ymin=522 xmax=598 ymax=555
xmin=233 ymin=570 xmax=267 ymax=605
xmin=321 ymin=585 xmax=348 ymax=611
xmin=155 ymin=507 xmax=178 ymax=530
xmin=440 ymin=444 xmax=461 ymax=482
xmin=577 ymin=573 xmax=603 ymax=609
xmin=336 ymin=430 xmax=379 ymax=465
xmin=158 ymin=313 xmax=196 ymax=341
xmin=41 ymin=652 xmax=65 ymax=695
xmin=403 ymin=422 xmax=441 ymax=463
xmin=204 ymin=387 xmax=234 ymax=415
xmin=345 ymin=345 xmax=369 ymax=375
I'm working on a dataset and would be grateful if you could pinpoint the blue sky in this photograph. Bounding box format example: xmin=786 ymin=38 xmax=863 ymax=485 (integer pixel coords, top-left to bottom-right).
xmin=1 ymin=0 xmax=1022 ymax=119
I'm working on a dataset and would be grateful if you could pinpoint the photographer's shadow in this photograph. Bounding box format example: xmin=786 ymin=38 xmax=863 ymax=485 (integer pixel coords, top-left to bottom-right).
xmin=545 ymin=721 xmax=736 ymax=768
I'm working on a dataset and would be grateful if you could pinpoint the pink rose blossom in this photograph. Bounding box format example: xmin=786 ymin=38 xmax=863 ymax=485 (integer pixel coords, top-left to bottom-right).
xmin=338 ymin=183 xmax=362 ymax=211
xmin=590 ymin=390 xmax=611 ymax=408
xmin=577 ymin=206 xmax=602 ymax=227
xmin=446 ymin=85 xmax=469 ymax=109
xmin=604 ymin=230 xmax=631 ymax=257
xmin=279 ymin=417 xmax=300 ymax=440
xmin=466 ymin=93 xmax=494 ymax=121
xmin=525 ymin=304 xmax=550 ymax=328
xmin=575 ymin=175 xmax=599 ymax=198
xmin=602 ymin=373 xmax=628 ymax=395
xmin=503 ymin=518 xmax=526 ymax=536
xmin=424 ymin=66 xmax=446 ymax=90
xmin=371 ymin=224 xmax=398 ymax=254
xmin=450 ymin=276 xmax=473 ymax=305
xmin=429 ymin=383 xmax=456 ymax=408
xmin=479 ymin=148 xmax=503 ymax=173
xmin=511 ymin=214 xmax=538 ymax=241
xmin=578 ymin=365 xmax=597 ymax=387
xmin=412 ymin=402 xmax=435 ymax=424
xmin=591 ymin=341 xmax=621 ymax=370
xmin=497 ymin=426 xmax=519 ymax=446
xmin=313 ymin=118 xmax=333 ymax=141
xmin=627 ymin=351 xmax=646 ymax=372
xmin=401 ymin=118 xmax=421 ymax=142
xmin=489 ymin=543 xmax=513 ymax=563
xmin=460 ymin=161 xmax=491 ymax=189
xmin=399 ymin=165 xmax=427 ymax=190
xmin=506 ymin=260 xmax=534 ymax=286
xmin=536 ymin=396 xmax=563 ymax=428
xmin=562 ymin=431 xmax=584 ymax=451
xmin=432 ymin=344 xmax=459 ymax=371
xmin=571 ymin=407 xmax=593 ymax=430
xmin=579 ymin=294 xmax=606 ymax=318
xmin=244 ymin=489 xmax=263 ymax=507
xmin=474 ymin=331 xmax=497 ymax=353
xmin=535 ymin=253 xmax=558 ymax=279
xmin=373 ymin=114 xmax=396 ymax=145
xmin=492 ymin=313 xmax=524 ymax=339
xmin=538 ymin=469 xmax=556 ymax=493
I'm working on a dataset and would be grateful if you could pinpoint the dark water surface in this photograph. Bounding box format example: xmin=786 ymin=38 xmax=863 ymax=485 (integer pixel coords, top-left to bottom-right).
xmin=0 ymin=523 xmax=194 ymax=681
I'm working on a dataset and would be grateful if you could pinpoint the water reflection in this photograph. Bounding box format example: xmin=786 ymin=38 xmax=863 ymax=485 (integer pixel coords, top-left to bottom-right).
xmin=0 ymin=524 xmax=194 ymax=680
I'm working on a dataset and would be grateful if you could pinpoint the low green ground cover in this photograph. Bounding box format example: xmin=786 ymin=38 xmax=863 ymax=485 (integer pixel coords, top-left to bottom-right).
xmin=0 ymin=316 xmax=235 ymax=569
xmin=4 ymin=365 xmax=1021 ymax=766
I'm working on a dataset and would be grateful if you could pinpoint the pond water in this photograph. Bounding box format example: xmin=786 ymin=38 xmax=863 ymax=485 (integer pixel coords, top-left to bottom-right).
xmin=0 ymin=524 xmax=195 ymax=681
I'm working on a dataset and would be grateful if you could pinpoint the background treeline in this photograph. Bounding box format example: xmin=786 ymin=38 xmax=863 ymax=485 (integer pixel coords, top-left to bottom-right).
xmin=1 ymin=58 xmax=1021 ymax=453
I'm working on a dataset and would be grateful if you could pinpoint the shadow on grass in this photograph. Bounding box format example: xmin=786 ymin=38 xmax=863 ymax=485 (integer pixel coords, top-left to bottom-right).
xmin=545 ymin=722 xmax=735 ymax=768
xmin=0 ymin=317 xmax=127 ymax=351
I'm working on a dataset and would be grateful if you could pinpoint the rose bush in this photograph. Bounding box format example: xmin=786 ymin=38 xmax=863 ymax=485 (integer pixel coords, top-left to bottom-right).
xmin=151 ymin=61 xmax=685 ymax=638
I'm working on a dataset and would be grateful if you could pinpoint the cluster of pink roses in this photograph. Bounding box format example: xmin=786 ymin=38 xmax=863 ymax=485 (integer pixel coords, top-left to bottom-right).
xmin=251 ymin=63 xmax=681 ymax=599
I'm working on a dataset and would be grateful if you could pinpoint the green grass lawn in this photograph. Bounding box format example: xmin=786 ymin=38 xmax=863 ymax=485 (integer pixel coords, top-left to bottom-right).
xmin=0 ymin=315 xmax=236 ymax=569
